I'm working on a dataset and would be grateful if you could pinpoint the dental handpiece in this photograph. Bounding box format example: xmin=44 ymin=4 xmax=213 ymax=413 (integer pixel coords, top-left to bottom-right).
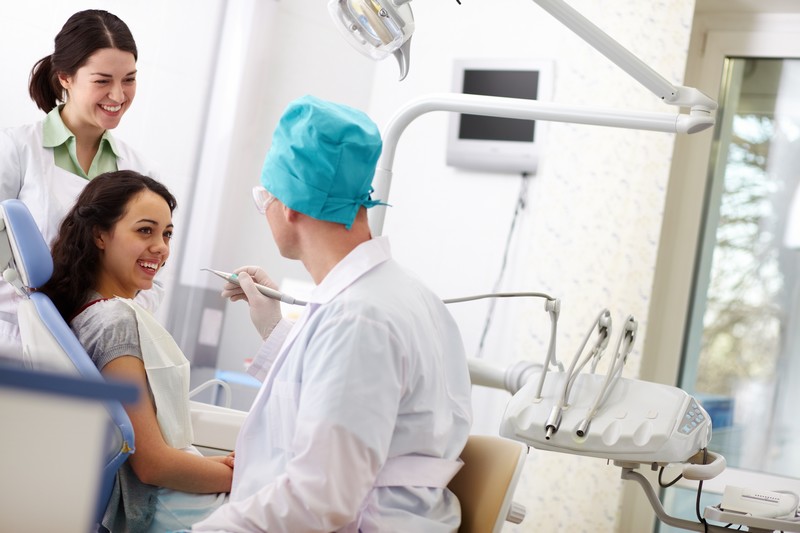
xmin=203 ymin=268 xmax=308 ymax=306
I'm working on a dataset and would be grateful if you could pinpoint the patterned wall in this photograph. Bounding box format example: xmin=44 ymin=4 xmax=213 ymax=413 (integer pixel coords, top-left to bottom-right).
xmin=508 ymin=1 xmax=696 ymax=530
xmin=367 ymin=1 xmax=697 ymax=530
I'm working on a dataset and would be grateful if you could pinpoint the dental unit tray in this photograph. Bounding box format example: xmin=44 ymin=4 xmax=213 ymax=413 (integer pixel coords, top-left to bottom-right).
xmin=467 ymin=298 xmax=800 ymax=532
xmin=490 ymin=308 xmax=712 ymax=465
xmin=499 ymin=371 xmax=711 ymax=465
xmin=704 ymin=505 xmax=800 ymax=533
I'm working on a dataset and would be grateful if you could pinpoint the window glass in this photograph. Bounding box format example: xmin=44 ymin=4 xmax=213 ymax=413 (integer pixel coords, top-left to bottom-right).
xmin=682 ymin=58 xmax=800 ymax=477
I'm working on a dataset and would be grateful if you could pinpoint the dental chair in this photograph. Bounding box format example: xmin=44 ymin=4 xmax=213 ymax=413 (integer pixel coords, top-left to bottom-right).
xmin=0 ymin=198 xmax=135 ymax=525
xmin=449 ymin=434 xmax=528 ymax=533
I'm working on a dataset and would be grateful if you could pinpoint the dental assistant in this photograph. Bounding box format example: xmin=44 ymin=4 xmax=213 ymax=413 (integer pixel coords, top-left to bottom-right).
xmin=0 ymin=10 xmax=161 ymax=364
xmin=193 ymin=95 xmax=473 ymax=533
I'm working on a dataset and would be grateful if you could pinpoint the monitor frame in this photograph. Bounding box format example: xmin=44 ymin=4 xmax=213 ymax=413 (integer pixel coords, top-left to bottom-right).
xmin=446 ymin=58 xmax=554 ymax=174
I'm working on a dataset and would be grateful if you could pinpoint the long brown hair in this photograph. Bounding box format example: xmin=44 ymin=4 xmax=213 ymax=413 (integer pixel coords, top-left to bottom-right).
xmin=41 ymin=171 xmax=176 ymax=320
xmin=29 ymin=10 xmax=138 ymax=113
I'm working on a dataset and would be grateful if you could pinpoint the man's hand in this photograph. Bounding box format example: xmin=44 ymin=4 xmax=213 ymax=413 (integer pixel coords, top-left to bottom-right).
xmin=221 ymin=266 xmax=282 ymax=339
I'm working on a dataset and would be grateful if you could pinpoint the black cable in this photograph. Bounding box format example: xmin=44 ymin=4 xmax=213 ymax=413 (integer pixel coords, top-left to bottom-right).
xmin=696 ymin=448 xmax=709 ymax=533
xmin=658 ymin=466 xmax=683 ymax=488
xmin=698 ymin=480 xmax=708 ymax=533
xmin=474 ymin=172 xmax=530 ymax=358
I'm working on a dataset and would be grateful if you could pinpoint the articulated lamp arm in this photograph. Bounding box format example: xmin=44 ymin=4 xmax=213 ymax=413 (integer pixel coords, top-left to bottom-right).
xmin=531 ymin=0 xmax=717 ymax=115
xmin=330 ymin=0 xmax=718 ymax=115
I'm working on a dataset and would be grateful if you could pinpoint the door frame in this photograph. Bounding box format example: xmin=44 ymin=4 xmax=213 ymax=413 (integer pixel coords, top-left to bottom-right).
xmin=619 ymin=10 xmax=800 ymax=533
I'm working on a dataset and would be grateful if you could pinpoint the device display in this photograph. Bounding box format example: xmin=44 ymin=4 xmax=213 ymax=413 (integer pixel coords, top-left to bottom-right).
xmin=459 ymin=69 xmax=540 ymax=143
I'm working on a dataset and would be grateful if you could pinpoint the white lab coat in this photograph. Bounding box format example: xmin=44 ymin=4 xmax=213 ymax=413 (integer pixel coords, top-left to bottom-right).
xmin=193 ymin=237 xmax=473 ymax=533
xmin=0 ymin=121 xmax=161 ymax=362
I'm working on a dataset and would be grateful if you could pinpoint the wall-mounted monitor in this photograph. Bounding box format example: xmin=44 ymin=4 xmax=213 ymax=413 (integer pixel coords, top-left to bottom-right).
xmin=447 ymin=58 xmax=553 ymax=174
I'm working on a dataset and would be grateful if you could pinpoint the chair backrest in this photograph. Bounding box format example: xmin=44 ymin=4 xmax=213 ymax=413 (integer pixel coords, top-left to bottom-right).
xmin=0 ymin=198 xmax=135 ymax=524
xmin=449 ymin=434 xmax=528 ymax=533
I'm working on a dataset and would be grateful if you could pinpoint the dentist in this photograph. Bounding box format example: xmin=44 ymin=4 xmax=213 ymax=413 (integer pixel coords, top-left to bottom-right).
xmin=193 ymin=95 xmax=473 ymax=532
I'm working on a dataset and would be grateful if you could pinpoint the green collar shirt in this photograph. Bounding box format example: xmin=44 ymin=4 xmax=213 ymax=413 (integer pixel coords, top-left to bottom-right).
xmin=42 ymin=105 xmax=119 ymax=180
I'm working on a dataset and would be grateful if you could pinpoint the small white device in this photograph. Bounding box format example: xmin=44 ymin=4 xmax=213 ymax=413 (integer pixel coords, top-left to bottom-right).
xmin=203 ymin=269 xmax=308 ymax=306
xmin=447 ymin=58 xmax=554 ymax=174
xmin=720 ymin=486 xmax=799 ymax=519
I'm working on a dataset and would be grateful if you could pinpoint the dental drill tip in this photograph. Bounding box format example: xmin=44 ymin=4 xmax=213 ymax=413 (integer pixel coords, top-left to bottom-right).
xmin=544 ymin=406 xmax=563 ymax=441
xmin=203 ymin=268 xmax=235 ymax=281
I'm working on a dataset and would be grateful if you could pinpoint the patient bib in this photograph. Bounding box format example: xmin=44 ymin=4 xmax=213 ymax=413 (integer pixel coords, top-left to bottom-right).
xmin=117 ymin=298 xmax=194 ymax=449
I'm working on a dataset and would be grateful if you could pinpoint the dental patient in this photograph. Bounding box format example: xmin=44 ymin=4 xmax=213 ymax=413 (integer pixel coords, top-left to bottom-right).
xmin=41 ymin=170 xmax=231 ymax=532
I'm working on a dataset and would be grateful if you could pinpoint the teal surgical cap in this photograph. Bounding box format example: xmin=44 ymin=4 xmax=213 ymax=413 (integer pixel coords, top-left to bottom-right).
xmin=260 ymin=95 xmax=385 ymax=230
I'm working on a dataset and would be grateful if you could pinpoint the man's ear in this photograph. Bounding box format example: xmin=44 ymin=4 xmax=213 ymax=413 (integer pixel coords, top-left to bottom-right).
xmin=285 ymin=206 xmax=301 ymax=223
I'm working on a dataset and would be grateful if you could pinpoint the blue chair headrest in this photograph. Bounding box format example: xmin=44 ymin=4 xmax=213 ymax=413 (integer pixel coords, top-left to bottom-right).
xmin=0 ymin=199 xmax=54 ymax=290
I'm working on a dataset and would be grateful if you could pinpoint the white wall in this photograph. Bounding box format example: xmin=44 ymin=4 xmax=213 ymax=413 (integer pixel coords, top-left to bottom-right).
xmin=176 ymin=0 xmax=378 ymax=379
xmin=365 ymin=1 xmax=697 ymax=531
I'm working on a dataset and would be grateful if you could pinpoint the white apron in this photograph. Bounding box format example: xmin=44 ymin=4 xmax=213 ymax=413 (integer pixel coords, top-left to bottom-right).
xmin=117 ymin=299 xmax=227 ymax=531
xmin=117 ymin=298 xmax=193 ymax=448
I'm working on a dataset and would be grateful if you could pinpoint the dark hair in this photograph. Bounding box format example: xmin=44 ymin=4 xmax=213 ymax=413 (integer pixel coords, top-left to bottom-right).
xmin=29 ymin=10 xmax=138 ymax=113
xmin=40 ymin=170 xmax=176 ymax=320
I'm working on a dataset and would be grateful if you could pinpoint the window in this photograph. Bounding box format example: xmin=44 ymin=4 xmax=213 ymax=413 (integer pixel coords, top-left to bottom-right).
xmin=682 ymin=58 xmax=800 ymax=477
xmin=626 ymin=15 xmax=800 ymax=532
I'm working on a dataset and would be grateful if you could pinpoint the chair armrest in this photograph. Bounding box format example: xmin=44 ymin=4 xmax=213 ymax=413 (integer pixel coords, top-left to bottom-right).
xmin=190 ymin=400 xmax=247 ymax=453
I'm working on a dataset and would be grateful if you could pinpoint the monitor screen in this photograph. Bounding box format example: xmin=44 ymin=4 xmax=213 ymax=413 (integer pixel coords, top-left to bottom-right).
xmin=459 ymin=70 xmax=540 ymax=142
xmin=447 ymin=59 xmax=553 ymax=174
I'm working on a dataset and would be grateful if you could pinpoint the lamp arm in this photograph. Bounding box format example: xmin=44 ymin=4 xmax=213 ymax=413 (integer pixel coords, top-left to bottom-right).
xmin=387 ymin=0 xmax=717 ymax=112
xmin=368 ymin=93 xmax=714 ymax=236
xmin=530 ymin=0 xmax=715 ymax=112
